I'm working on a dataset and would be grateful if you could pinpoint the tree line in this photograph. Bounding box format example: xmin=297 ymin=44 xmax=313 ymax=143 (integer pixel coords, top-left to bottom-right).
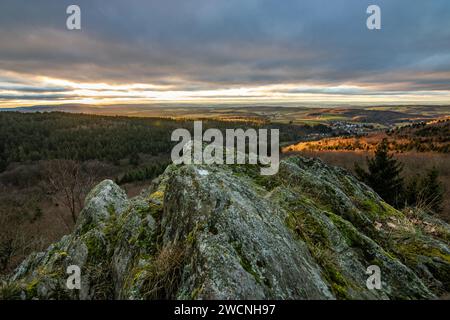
xmin=0 ymin=111 xmax=331 ymax=172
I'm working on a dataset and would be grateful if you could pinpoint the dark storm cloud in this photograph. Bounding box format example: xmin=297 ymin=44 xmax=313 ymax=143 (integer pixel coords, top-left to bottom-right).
xmin=0 ymin=0 xmax=449 ymax=92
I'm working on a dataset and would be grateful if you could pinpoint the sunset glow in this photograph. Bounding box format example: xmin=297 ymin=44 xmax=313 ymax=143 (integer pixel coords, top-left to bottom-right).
xmin=0 ymin=0 xmax=449 ymax=108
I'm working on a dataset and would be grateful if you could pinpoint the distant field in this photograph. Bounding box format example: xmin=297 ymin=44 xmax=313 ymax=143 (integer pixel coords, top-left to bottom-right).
xmin=286 ymin=150 xmax=450 ymax=222
xmin=5 ymin=104 xmax=450 ymax=126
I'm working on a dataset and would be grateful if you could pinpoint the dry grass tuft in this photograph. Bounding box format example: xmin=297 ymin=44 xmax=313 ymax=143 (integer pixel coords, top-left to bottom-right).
xmin=141 ymin=243 xmax=186 ymax=299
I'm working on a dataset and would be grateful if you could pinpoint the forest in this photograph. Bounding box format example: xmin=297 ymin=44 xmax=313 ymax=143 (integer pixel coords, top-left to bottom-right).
xmin=0 ymin=111 xmax=332 ymax=274
xmin=0 ymin=111 xmax=332 ymax=171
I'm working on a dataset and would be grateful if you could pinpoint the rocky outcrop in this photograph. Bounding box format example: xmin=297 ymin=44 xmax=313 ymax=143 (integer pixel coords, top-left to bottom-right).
xmin=1 ymin=157 xmax=449 ymax=300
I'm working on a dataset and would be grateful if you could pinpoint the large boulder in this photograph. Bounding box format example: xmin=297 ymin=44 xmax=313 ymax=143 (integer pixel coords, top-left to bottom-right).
xmin=1 ymin=157 xmax=449 ymax=299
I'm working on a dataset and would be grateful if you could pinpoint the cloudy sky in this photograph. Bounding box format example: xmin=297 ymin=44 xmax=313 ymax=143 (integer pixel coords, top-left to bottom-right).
xmin=0 ymin=0 xmax=450 ymax=107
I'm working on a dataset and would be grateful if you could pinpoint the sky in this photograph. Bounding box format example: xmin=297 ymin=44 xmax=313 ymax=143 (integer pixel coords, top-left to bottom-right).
xmin=0 ymin=0 xmax=450 ymax=107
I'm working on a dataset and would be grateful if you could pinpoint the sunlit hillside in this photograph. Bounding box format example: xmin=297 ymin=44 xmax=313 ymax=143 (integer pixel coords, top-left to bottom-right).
xmin=283 ymin=118 xmax=450 ymax=153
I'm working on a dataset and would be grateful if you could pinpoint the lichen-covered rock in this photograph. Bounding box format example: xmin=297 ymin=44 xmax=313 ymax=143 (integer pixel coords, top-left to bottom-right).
xmin=1 ymin=157 xmax=449 ymax=300
xmin=161 ymin=165 xmax=332 ymax=299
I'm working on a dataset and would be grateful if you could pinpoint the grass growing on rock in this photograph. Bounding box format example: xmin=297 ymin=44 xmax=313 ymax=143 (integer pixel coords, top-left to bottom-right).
xmin=284 ymin=199 xmax=352 ymax=299
xmin=139 ymin=244 xmax=186 ymax=299
xmin=232 ymin=242 xmax=262 ymax=285
xmin=0 ymin=280 xmax=22 ymax=300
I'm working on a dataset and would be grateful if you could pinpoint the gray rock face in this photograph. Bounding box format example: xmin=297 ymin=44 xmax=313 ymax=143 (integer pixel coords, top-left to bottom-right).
xmin=162 ymin=165 xmax=332 ymax=299
xmin=75 ymin=179 xmax=130 ymax=232
xmin=1 ymin=157 xmax=449 ymax=300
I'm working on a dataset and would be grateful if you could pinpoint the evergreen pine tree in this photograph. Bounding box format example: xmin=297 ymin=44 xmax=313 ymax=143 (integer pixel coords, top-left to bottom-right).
xmin=355 ymin=138 xmax=404 ymax=207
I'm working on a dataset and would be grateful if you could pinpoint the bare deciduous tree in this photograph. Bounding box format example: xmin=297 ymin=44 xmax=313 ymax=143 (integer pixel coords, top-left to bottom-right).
xmin=0 ymin=210 xmax=45 ymax=273
xmin=43 ymin=160 xmax=100 ymax=225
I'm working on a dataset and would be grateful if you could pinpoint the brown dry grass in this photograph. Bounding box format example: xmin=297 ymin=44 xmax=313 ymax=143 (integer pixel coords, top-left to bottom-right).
xmin=141 ymin=244 xmax=186 ymax=299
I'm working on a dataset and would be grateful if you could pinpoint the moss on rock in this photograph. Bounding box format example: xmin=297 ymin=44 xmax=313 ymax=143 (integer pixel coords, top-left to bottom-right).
xmin=3 ymin=156 xmax=449 ymax=300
